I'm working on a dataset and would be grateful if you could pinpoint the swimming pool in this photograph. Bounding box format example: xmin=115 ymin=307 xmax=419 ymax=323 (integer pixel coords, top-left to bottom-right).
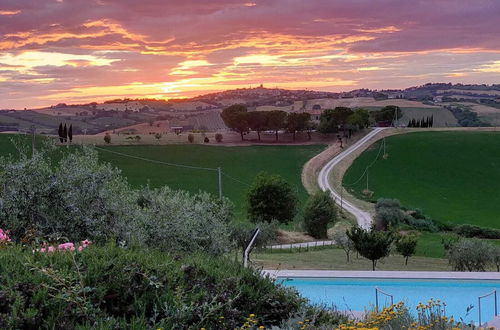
xmin=280 ymin=277 xmax=500 ymax=324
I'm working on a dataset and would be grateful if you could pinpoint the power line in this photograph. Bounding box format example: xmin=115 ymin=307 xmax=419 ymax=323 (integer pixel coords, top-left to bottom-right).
xmin=94 ymin=146 xmax=218 ymax=172
xmin=343 ymin=137 xmax=386 ymax=187
xmin=222 ymin=171 xmax=252 ymax=187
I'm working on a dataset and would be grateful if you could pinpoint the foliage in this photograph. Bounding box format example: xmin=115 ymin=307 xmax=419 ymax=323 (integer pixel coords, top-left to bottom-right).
xmin=230 ymin=221 xmax=278 ymax=259
xmin=103 ymin=133 xmax=111 ymax=144
xmin=215 ymin=133 xmax=223 ymax=142
xmin=246 ymin=172 xmax=297 ymax=224
xmin=0 ymin=244 xmax=316 ymax=329
xmin=221 ymin=104 xmax=249 ymax=140
xmin=0 ymin=147 xmax=234 ymax=256
xmin=266 ymin=110 xmax=287 ymax=141
xmin=285 ymin=112 xmax=311 ymax=141
xmin=302 ymin=191 xmax=337 ymax=239
xmin=338 ymin=300 xmax=474 ymax=330
xmin=347 ymin=108 xmax=370 ymax=129
xmin=346 ymin=226 xmax=394 ymax=270
xmin=371 ymin=105 xmax=402 ymax=123
xmin=394 ymin=234 xmax=418 ymax=265
xmin=318 ymin=109 xmax=337 ymax=133
xmin=154 ymin=132 xmax=162 ymax=140
xmin=204 ymin=136 xmax=209 ymax=143
xmin=447 ymin=238 xmax=493 ymax=271
xmin=453 ymin=224 xmax=500 ymax=239
xmin=188 ymin=133 xmax=194 ymax=143
xmin=331 ymin=230 xmax=354 ymax=262
xmin=247 ymin=111 xmax=268 ymax=141
xmin=374 ymin=198 xmax=406 ymax=230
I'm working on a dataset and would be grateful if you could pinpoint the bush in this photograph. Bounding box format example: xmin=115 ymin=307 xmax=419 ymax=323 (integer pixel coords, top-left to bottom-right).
xmin=448 ymin=238 xmax=493 ymax=271
xmin=246 ymin=172 xmax=297 ymax=224
xmin=188 ymin=134 xmax=194 ymax=143
xmin=103 ymin=133 xmax=111 ymax=144
xmin=215 ymin=133 xmax=223 ymax=142
xmin=374 ymin=198 xmax=405 ymax=230
xmin=0 ymin=244 xmax=322 ymax=329
xmin=230 ymin=221 xmax=278 ymax=259
xmin=204 ymin=137 xmax=209 ymax=143
xmin=302 ymin=191 xmax=337 ymax=239
xmin=0 ymin=147 xmax=234 ymax=256
xmin=395 ymin=234 xmax=418 ymax=265
xmin=454 ymin=224 xmax=500 ymax=239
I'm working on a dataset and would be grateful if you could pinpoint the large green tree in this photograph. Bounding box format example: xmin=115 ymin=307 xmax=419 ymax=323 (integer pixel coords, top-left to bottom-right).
xmin=246 ymin=172 xmax=297 ymax=224
xmin=348 ymin=108 xmax=370 ymax=129
xmin=331 ymin=107 xmax=353 ymax=135
xmin=372 ymin=105 xmax=402 ymax=124
xmin=303 ymin=190 xmax=337 ymax=239
xmin=286 ymin=112 xmax=311 ymax=141
xmin=247 ymin=111 xmax=268 ymax=141
xmin=221 ymin=104 xmax=249 ymax=141
xmin=346 ymin=226 xmax=394 ymax=270
xmin=266 ymin=110 xmax=287 ymax=141
xmin=395 ymin=234 xmax=418 ymax=265
xmin=318 ymin=109 xmax=338 ymax=133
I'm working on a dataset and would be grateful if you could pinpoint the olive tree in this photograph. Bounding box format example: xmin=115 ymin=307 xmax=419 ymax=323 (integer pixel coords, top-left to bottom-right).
xmin=395 ymin=234 xmax=418 ymax=265
xmin=332 ymin=230 xmax=355 ymax=262
xmin=448 ymin=239 xmax=493 ymax=272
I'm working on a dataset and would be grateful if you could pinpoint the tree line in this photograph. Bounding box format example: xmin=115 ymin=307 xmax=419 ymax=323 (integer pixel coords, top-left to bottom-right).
xmin=407 ymin=115 xmax=434 ymax=128
xmin=221 ymin=104 xmax=313 ymax=141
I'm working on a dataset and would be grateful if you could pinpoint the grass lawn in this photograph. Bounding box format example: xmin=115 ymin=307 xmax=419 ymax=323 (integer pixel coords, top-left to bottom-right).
xmin=343 ymin=131 xmax=500 ymax=228
xmin=0 ymin=134 xmax=325 ymax=224
xmin=253 ymin=247 xmax=451 ymax=271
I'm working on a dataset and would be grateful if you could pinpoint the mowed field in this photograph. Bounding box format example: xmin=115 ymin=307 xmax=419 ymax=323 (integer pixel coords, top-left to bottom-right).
xmin=343 ymin=131 xmax=500 ymax=228
xmin=0 ymin=134 xmax=324 ymax=224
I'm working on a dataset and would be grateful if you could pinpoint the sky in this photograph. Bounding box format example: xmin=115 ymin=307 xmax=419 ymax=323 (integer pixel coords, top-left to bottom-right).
xmin=0 ymin=0 xmax=499 ymax=109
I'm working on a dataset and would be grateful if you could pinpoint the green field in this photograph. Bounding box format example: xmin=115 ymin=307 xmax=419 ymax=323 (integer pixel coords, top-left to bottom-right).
xmin=0 ymin=134 xmax=324 ymax=224
xmin=343 ymin=131 xmax=500 ymax=228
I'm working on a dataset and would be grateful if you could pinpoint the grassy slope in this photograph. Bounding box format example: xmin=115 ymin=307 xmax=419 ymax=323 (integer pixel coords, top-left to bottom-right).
xmin=343 ymin=131 xmax=500 ymax=228
xmin=0 ymin=134 xmax=324 ymax=224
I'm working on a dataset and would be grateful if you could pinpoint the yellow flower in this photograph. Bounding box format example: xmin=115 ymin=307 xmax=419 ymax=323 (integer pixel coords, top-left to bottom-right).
xmin=249 ymin=314 xmax=256 ymax=317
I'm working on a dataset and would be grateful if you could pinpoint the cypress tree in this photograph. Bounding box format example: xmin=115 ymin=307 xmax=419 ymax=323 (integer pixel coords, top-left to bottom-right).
xmin=407 ymin=120 xmax=411 ymax=127
xmin=58 ymin=123 xmax=63 ymax=143
xmin=431 ymin=115 xmax=434 ymax=127
xmin=63 ymin=124 xmax=68 ymax=143
xmin=68 ymin=125 xmax=73 ymax=143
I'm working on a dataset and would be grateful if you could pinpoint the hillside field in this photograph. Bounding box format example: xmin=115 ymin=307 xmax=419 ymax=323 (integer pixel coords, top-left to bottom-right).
xmin=343 ymin=131 xmax=500 ymax=228
xmin=0 ymin=134 xmax=324 ymax=224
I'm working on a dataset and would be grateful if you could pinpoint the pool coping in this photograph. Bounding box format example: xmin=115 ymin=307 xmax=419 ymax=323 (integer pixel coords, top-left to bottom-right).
xmin=263 ymin=270 xmax=500 ymax=280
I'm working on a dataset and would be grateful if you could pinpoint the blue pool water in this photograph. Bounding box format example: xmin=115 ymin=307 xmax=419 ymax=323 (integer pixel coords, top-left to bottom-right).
xmin=281 ymin=277 xmax=499 ymax=324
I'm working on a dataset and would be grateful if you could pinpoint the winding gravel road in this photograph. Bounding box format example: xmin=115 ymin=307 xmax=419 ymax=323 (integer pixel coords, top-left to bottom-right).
xmin=318 ymin=128 xmax=387 ymax=229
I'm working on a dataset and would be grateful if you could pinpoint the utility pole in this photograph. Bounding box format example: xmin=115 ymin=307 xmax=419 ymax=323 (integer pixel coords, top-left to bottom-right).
xmin=366 ymin=169 xmax=369 ymax=191
xmin=218 ymin=167 xmax=222 ymax=199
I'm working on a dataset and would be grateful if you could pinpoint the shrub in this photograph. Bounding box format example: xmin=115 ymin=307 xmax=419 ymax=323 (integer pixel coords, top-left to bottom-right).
xmin=0 ymin=244 xmax=325 ymax=329
xmin=215 ymin=133 xmax=223 ymax=142
xmin=246 ymin=172 xmax=297 ymax=224
xmin=302 ymin=191 xmax=337 ymax=239
xmin=204 ymin=137 xmax=209 ymax=143
xmin=103 ymin=133 xmax=111 ymax=144
xmin=374 ymin=198 xmax=405 ymax=230
xmin=230 ymin=221 xmax=278 ymax=260
xmin=454 ymin=224 xmax=500 ymax=239
xmin=188 ymin=133 xmax=194 ymax=143
xmin=448 ymin=238 xmax=493 ymax=271
xmin=0 ymin=147 xmax=235 ymax=256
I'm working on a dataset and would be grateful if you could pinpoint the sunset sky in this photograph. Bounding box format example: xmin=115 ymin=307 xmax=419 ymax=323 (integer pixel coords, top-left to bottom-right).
xmin=1 ymin=0 xmax=499 ymax=109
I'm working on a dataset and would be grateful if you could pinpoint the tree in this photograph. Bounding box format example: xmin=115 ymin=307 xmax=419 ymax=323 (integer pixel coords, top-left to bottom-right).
xmin=247 ymin=172 xmax=297 ymax=224
xmin=332 ymin=230 xmax=355 ymax=262
xmin=247 ymin=111 xmax=268 ymax=141
xmin=372 ymin=105 xmax=402 ymax=124
xmin=318 ymin=109 xmax=339 ymax=133
xmin=154 ymin=133 xmax=162 ymax=141
xmin=448 ymin=239 xmax=493 ymax=272
xmin=215 ymin=133 xmax=223 ymax=143
xmin=187 ymin=134 xmax=194 ymax=143
xmin=68 ymin=124 xmax=73 ymax=143
xmin=58 ymin=123 xmax=64 ymax=143
xmin=204 ymin=137 xmax=209 ymax=143
xmin=395 ymin=234 xmax=418 ymax=265
xmin=286 ymin=112 xmax=311 ymax=141
xmin=374 ymin=198 xmax=405 ymax=230
xmin=348 ymin=109 xmax=370 ymax=129
xmin=221 ymin=104 xmax=249 ymax=141
xmin=104 ymin=133 xmax=111 ymax=144
xmin=302 ymin=190 xmax=337 ymax=239
xmin=62 ymin=124 xmax=68 ymax=143
xmin=331 ymin=107 xmax=353 ymax=136
xmin=230 ymin=221 xmax=277 ymax=261
xmin=346 ymin=226 xmax=394 ymax=270
xmin=266 ymin=110 xmax=287 ymax=141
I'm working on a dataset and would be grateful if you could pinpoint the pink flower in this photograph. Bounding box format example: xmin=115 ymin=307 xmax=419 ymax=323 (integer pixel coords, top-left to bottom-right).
xmin=78 ymin=246 xmax=84 ymax=252
xmin=0 ymin=229 xmax=11 ymax=242
xmin=80 ymin=239 xmax=91 ymax=247
xmin=39 ymin=247 xmax=46 ymax=253
xmin=58 ymin=242 xmax=74 ymax=250
xmin=47 ymin=246 xmax=55 ymax=253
